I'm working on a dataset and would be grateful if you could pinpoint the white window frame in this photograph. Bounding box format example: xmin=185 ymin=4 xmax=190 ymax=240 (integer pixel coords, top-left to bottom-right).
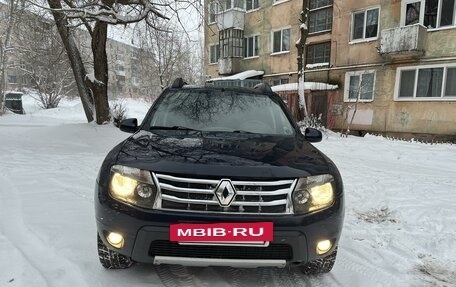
xmin=401 ymin=0 xmax=424 ymax=26
xmin=306 ymin=42 xmax=331 ymax=65
xmin=208 ymin=1 xmax=219 ymax=24
xmin=308 ymin=0 xmax=333 ymax=34
xmin=401 ymin=0 xmax=456 ymax=29
xmin=344 ymin=70 xmax=376 ymax=102
xmin=245 ymin=0 xmax=260 ymax=11
xmin=394 ymin=63 xmax=456 ymax=101
xmin=272 ymin=0 xmax=290 ymax=6
xmin=271 ymin=27 xmax=291 ymax=55
xmin=219 ymin=0 xmax=245 ymax=12
xmin=209 ymin=43 xmax=220 ymax=64
xmin=349 ymin=6 xmax=380 ymax=43
xmin=244 ymin=34 xmax=260 ymax=58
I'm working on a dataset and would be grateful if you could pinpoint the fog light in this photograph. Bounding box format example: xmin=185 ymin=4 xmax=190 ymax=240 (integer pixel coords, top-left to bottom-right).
xmin=106 ymin=232 xmax=124 ymax=249
xmin=316 ymin=239 xmax=332 ymax=255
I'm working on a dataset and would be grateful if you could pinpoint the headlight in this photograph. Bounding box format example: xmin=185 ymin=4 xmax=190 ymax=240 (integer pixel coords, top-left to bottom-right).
xmin=109 ymin=165 xmax=157 ymax=208
xmin=292 ymin=174 xmax=335 ymax=214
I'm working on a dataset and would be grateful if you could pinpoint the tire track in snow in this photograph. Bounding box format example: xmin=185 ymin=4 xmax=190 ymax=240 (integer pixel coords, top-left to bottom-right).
xmin=335 ymin=246 xmax=404 ymax=286
xmin=211 ymin=266 xmax=338 ymax=287
xmin=153 ymin=265 xmax=200 ymax=287
xmin=0 ymin=172 xmax=89 ymax=287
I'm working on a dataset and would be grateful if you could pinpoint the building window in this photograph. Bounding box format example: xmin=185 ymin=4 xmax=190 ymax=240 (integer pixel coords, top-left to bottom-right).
xmin=272 ymin=28 xmax=291 ymax=53
xmin=306 ymin=42 xmax=330 ymax=66
xmin=344 ymin=71 xmax=376 ymax=102
xmin=309 ymin=0 xmax=333 ymax=33
xmin=402 ymin=0 xmax=456 ymax=28
xmin=246 ymin=0 xmax=259 ymax=11
xmin=351 ymin=7 xmax=379 ymax=41
xmin=220 ymin=0 xmax=244 ymax=11
xmin=220 ymin=29 xmax=244 ymax=58
xmin=396 ymin=65 xmax=456 ymax=100
xmin=208 ymin=1 xmax=219 ymax=23
xmin=244 ymin=35 xmax=260 ymax=58
xmin=8 ymin=75 xmax=17 ymax=84
xmin=271 ymin=78 xmax=289 ymax=86
xmin=209 ymin=44 xmax=220 ymax=64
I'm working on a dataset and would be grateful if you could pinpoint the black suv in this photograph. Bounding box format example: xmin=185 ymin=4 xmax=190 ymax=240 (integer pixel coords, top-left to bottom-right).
xmin=95 ymin=80 xmax=344 ymax=275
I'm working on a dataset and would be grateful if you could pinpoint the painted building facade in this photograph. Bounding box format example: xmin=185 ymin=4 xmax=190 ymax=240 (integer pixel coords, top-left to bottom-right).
xmin=204 ymin=0 xmax=304 ymax=85
xmin=307 ymin=0 xmax=456 ymax=140
xmin=204 ymin=0 xmax=456 ymax=139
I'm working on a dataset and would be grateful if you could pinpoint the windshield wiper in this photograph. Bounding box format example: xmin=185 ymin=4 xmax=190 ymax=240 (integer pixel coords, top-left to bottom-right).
xmin=232 ymin=130 xmax=255 ymax=134
xmin=150 ymin=125 xmax=200 ymax=132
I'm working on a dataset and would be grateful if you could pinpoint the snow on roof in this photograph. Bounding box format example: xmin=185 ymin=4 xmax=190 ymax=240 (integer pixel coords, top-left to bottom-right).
xmin=209 ymin=70 xmax=264 ymax=81
xmin=271 ymin=82 xmax=338 ymax=92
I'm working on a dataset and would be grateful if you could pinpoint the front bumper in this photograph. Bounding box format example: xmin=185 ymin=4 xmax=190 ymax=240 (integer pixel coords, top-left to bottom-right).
xmin=95 ymin=184 xmax=344 ymax=267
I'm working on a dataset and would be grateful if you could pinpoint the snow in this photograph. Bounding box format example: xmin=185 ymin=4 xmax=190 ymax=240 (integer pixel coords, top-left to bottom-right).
xmin=208 ymin=70 xmax=265 ymax=81
xmin=271 ymin=82 xmax=338 ymax=92
xmin=1 ymin=97 xmax=456 ymax=286
xmin=306 ymin=62 xmax=329 ymax=69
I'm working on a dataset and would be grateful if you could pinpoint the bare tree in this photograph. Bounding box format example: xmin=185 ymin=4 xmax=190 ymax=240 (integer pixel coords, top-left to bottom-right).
xmin=136 ymin=19 xmax=202 ymax=94
xmin=295 ymin=0 xmax=309 ymax=121
xmin=29 ymin=0 xmax=201 ymax=124
xmin=14 ymin=13 xmax=75 ymax=109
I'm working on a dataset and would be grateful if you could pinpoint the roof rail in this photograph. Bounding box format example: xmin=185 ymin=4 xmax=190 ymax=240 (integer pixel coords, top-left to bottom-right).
xmin=252 ymin=82 xmax=275 ymax=95
xmin=171 ymin=78 xmax=187 ymax=88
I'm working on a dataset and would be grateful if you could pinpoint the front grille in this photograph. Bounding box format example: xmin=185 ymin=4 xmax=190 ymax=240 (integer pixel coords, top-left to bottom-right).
xmin=154 ymin=173 xmax=296 ymax=214
xmin=149 ymin=240 xmax=293 ymax=260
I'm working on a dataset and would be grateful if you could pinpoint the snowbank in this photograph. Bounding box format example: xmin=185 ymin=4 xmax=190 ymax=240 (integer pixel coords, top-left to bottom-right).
xmin=271 ymin=82 xmax=338 ymax=92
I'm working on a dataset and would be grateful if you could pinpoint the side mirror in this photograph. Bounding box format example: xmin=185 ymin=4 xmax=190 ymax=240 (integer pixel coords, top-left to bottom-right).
xmin=304 ymin=127 xmax=322 ymax=143
xmin=119 ymin=118 xmax=138 ymax=133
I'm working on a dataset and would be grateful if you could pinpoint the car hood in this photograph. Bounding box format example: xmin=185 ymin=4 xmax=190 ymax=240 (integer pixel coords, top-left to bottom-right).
xmin=115 ymin=130 xmax=330 ymax=179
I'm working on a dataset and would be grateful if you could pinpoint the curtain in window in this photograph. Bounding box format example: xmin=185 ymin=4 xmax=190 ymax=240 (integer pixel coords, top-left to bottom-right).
xmin=282 ymin=29 xmax=290 ymax=51
xmin=405 ymin=2 xmax=421 ymax=25
xmin=349 ymin=75 xmax=360 ymax=99
xmin=353 ymin=13 xmax=364 ymax=39
xmin=273 ymin=31 xmax=281 ymax=53
xmin=424 ymin=0 xmax=438 ymax=28
xmin=366 ymin=9 xmax=379 ymax=38
xmin=399 ymin=70 xmax=416 ymax=98
xmin=440 ymin=0 xmax=455 ymax=26
xmin=445 ymin=68 xmax=456 ymax=97
xmin=417 ymin=68 xmax=443 ymax=97
xmin=360 ymin=73 xmax=374 ymax=100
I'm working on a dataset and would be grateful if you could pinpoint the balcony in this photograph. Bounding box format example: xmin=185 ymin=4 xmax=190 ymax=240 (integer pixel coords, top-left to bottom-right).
xmin=216 ymin=9 xmax=245 ymax=30
xmin=379 ymin=25 xmax=427 ymax=59
xmin=218 ymin=58 xmax=241 ymax=75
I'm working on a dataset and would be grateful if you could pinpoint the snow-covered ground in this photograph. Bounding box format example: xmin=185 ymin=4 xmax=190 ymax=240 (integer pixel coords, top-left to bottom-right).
xmin=1 ymin=95 xmax=455 ymax=287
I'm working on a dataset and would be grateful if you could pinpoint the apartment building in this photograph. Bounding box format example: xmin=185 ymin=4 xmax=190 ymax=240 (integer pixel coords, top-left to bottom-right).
xmin=204 ymin=0 xmax=456 ymax=139
xmin=308 ymin=0 xmax=456 ymax=140
xmin=0 ymin=3 xmax=150 ymax=99
xmin=204 ymin=0 xmax=304 ymax=85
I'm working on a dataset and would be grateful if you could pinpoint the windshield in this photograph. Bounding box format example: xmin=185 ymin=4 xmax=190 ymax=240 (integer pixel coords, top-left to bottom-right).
xmin=147 ymin=89 xmax=295 ymax=136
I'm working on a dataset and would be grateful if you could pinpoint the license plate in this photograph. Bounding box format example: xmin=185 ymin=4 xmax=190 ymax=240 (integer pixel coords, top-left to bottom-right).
xmin=170 ymin=222 xmax=273 ymax=245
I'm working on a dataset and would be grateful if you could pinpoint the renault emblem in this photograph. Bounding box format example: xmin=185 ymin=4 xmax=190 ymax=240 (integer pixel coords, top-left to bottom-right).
xmin=214 ymin=179 xmax=236 ymax=207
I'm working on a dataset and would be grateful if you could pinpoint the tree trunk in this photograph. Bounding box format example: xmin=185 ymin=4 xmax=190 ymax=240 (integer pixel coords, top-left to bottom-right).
xmin=296 ymin=0 xmax=309 ymax=121
xmin=89 ymin=21 xmax=110 ymax=124
xmin=47 ymin=0 xmax=94 ymax=123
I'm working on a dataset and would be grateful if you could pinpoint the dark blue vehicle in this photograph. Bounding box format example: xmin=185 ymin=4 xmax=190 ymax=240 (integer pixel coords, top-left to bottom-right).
xmin=95 ymin=80 xmax=344 ymax=275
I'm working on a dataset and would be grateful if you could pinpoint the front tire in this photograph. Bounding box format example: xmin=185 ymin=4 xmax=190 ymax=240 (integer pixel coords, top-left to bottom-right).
xmin=97 ymin=234 xmax=134 ymax=269
xmin=300 ymin=248 xmax=337 ymax=275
